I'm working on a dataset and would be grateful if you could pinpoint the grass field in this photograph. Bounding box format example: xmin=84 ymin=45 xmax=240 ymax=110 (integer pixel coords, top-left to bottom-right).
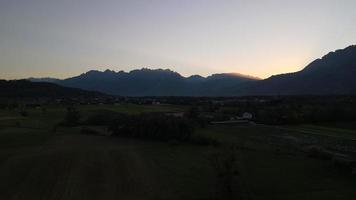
xmin=283 ymin=124 xmax=356 ymax=140
xmin=0 ymin=104 xmax=356 ymax=200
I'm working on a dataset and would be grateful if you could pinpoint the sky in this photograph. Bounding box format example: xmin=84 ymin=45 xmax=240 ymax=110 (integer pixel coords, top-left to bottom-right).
xmin=1 ymin=0 xmax=356 ymax=79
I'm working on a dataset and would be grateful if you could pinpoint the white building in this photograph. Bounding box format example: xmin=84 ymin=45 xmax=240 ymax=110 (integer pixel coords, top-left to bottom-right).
xmin=242 ymin=112 xmax=253 ymax=120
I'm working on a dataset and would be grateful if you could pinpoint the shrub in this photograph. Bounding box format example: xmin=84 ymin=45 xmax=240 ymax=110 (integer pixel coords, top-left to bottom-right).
xmin=81 ymin=127 xmax=101 ymax=135
xmin=190 ymin=134 xmax=220 ymax=146
xmin=304 ymin=145 xmax=333 ymax=160
xmin=63 ymin=106 xmax=80 ymax=126
xmin=51 ymin=125 xmax=58 ymax=133
xmin=108 ymin=113 xmax=194 ymax=141
xmin=210 ymin=146 xmax=240 ymax=200
xmin=332 ymin=155 xmax=356 ymax=173
xmin=352 ymin=168 xmax=356 ymax=177
xmin=19 ymin=110 xmax=28 ymax=117
xmin=15 ymin=121 xmax=21 ymax=127
xmin=85 ymin=111 xmax=123 ymax=126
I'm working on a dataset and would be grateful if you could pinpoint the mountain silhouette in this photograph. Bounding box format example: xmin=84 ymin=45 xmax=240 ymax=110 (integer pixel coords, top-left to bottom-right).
xmin=33 ymin=68 xmax=258 ymax=96
xmin=236 ymin=45 xmax=356 ymax=95
xmin=28 ymin=45 xmax=356 ymax=96
xmin=0 ymin=80 xmax=105 ymax=98
xmin=27 ymin=77 xmax=61 ymax=83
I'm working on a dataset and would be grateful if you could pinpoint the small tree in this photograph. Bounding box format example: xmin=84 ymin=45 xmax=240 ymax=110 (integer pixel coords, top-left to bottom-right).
xmin=19 ymin=110 xmax=28 ymax=117
xmin=210 ymin=146 xmax=240 ymax=200
xmin=64 ymin=106 xmax=80 ymax=126
xmin=186 ymin=106 xmax=199 ymax=119
xmin=19 ymin=104 xmax=28 ymax=117
xmin=41 ymin=107 xmax=47 ymax=114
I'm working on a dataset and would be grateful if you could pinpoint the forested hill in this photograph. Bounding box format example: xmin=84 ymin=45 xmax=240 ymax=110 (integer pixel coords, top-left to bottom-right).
xmin=0 ymin=80 xmax=105 ymax=98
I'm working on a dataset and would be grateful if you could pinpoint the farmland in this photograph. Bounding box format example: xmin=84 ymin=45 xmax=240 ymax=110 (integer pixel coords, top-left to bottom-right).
xmin=0 ymin=104 xmax=356 ymax=200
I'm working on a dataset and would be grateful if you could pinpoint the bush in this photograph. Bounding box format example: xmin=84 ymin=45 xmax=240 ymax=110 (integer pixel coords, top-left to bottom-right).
xmin=19 ymin=110 xmax=28 ymax=117
xmin=85 ymin=111 xmax=123 ymax=126
xmin=51 ymin=125 xmax=58 ymax=133
xmin=210 ymin=146 xmax=240 ymax=200
xmin=108 ymin=113 xmax=194 ymax=141
xmin=352 ymin=168 xmax=356 ymax=177
xmin=190 ymin=134 xmax=220 ymax=146
xmin=81 ymin=127 xmax=101 ymax=135
xmin=304 ymin=145 xmax=333 ymax=160
xmin=332 ymin=155 xmax=356 ymax=173
xmin=63 ymin=106 xmax=80 ymax=126
xmin=15 ymin=121 xmax=21 ymax=127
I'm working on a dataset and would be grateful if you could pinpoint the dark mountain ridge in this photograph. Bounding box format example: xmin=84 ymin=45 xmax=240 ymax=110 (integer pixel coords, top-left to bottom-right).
xmin=27 ymin=45 xmax=356 ymax=96
xmin=236 ymin=45 xmax=356 ymax=95
xmin=0 ymin=80 xmax=105 ymax=98
xmin=34 ymin=68 xmax=259 ymax=96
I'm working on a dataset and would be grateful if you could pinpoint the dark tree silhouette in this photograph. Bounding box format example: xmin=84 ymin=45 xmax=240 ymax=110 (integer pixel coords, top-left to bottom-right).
xmin=64 ymin=106 xmax=80 ymax=126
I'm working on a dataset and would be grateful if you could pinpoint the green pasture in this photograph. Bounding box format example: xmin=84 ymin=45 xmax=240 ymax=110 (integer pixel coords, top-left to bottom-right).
xmin=0 ymin=104 xmax=355 ymax=200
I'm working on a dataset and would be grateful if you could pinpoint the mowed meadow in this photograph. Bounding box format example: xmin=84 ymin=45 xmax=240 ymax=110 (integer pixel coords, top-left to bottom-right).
xmin=0 ymin=104 xmax=356 ymax=200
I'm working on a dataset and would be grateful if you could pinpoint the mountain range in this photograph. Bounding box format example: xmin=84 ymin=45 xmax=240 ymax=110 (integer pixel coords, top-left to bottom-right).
xmin=28 ymin=45 xmax=356 ymax=96
xmin=30 ymin=69 xmax=260 ymax=96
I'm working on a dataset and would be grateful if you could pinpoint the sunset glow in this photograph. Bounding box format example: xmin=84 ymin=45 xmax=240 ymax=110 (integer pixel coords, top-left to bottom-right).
xmin=1 ymin=0 xmax=356 ymax=79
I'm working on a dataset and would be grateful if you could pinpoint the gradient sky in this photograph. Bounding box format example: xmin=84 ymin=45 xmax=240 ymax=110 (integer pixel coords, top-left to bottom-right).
xmin=1 ymin=0 xmax=356 ymax=79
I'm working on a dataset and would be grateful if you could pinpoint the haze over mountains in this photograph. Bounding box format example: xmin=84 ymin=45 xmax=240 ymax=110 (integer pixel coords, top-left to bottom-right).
xmin=28 ymin=45 xmax=356 ymax=96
